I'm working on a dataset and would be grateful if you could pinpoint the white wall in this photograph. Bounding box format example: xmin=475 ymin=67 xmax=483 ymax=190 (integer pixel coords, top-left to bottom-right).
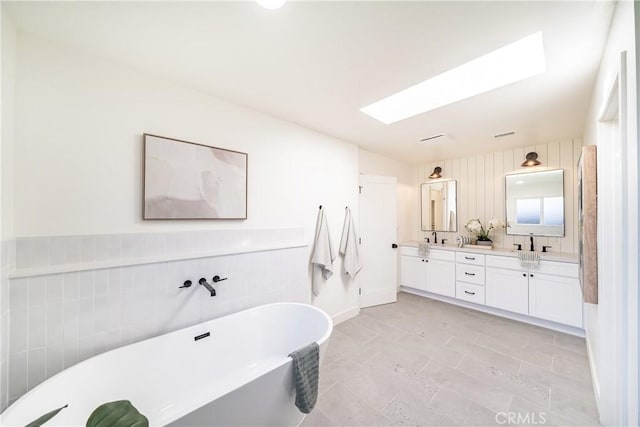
xmin=11 ymin=32 xmax=361 ymax=322
xmin=358 ymin=148 xmax=419 ymax=242
xmin=418 ymin=139 xmax=583 ymax=254
xmin=1 ymin=8 xmax=17 ymax=412
xmin=582 ymin=1 xmax=638 ymax=425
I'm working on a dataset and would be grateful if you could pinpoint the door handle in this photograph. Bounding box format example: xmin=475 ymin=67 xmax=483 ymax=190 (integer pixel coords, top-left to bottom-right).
xmin=391 ymin=243 xmax=398 ymax=249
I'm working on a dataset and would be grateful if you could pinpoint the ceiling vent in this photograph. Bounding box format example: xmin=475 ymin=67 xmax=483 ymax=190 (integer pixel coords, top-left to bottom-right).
xmin=493 ymin=131 xmax=516 ymax=138
xmin=419 ymin=133 xmax=450 ymax=144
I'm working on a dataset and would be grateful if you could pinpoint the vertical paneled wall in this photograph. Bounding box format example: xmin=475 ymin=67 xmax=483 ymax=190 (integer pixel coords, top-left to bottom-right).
xmin=420 ymin=139 xmax=583 ymax=254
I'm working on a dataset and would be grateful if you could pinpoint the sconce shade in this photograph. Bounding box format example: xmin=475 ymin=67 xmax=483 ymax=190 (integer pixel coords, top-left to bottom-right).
xmin=429 ymin=167 xmax=442 ymax=179
xmin=521 ymin=152 xmax=542 ymax=167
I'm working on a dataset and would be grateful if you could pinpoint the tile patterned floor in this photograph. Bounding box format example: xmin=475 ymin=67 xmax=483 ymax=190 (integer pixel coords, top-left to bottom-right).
xmin=302 ymin=292 xmax=600 ymax=426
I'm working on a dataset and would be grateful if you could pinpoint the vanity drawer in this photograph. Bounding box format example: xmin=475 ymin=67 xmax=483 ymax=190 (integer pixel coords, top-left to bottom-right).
xmin=400 ymin=246 xmax=419 ymax=257
xmin=456 ymin=282 xmax=485 ymax=304
xmin=429 ymin=249 xmax=455 ymax=262
xmin=486 ymin=254 xmax=522 ymax=271
xmin=533 ymin=260 xmax=578 ymax=278
xmin=456 ymin=252 xmax=485 ymax=265
xmin=456 ymin=264 xmax=485 ymax=285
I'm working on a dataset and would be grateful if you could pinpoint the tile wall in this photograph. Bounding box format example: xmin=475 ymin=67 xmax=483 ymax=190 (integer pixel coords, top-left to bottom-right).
xmin=3 ymin=228 xmax=308 ymax=405
xmin=1 ymin=240 xmax=14 ymax=411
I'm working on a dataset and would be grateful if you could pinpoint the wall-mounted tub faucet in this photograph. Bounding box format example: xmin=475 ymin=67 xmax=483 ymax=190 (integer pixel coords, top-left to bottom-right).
xmin=199 ymin=278 xmax=217 ymax=297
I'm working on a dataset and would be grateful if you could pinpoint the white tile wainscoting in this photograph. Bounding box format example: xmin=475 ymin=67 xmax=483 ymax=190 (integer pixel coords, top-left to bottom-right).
xmin=1 ymin=240 xmax=15 ymax=411
xmin=3 ymin=228 xmax=308 ymax=405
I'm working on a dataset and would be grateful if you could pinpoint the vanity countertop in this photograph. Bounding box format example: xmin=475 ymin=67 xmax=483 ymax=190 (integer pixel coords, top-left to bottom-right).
xmin=399 ymin=240 xmax=578 ymax=264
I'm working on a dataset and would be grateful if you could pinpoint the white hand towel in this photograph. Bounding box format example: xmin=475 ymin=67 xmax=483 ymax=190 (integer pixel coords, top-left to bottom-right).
xmin=311 ymin=208 xmax=335 ymax=296
xmin=339 ymin=208 xmax=362 ymax=280
xmin=517 ymin=250 xmax=540 ymax=267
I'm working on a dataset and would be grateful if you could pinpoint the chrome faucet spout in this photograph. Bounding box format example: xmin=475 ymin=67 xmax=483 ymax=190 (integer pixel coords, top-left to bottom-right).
xmin=198 ymin=278 xmax=216 ymax=297
xmin=432 ymin=231 xmax=437 ymax=245
xmin=529 ymin=235 xmax=535 ymax=252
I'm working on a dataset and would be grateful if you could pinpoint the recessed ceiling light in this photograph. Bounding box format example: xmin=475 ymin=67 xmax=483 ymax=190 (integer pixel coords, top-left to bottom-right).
xmin=360 ymin=32 xmax=546 ymax=125
xmin=256 ymin=0 xmax=286 ymax=10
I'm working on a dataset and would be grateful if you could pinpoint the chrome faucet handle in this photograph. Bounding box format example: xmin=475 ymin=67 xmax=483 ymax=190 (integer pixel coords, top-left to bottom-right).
xmin=513 ymin=243 xmax=522 ymax=251
xmin=212 ymin=275 xmax=228 ymax=283
xmin=542 ymin=245 xmax=552 ymax=253
xmin=179 ymin=280 xmax=192 ymax=289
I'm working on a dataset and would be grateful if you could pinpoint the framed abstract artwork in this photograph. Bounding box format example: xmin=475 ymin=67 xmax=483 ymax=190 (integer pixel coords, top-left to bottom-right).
xmin=143 ymin=134 xmax=247 ymax=219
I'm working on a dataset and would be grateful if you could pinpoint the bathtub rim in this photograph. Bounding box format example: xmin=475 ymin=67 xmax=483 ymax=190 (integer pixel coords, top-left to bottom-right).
xmin=1 ymin=302 xmax=333 ymax=426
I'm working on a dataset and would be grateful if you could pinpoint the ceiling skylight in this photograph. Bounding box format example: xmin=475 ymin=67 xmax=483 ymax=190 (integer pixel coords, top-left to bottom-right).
xmin=360 ymin=32 xmax=546 ymax=124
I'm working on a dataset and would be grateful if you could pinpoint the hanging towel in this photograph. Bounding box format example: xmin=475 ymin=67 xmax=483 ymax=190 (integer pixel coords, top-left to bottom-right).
xmin=311 ymin=207 xmax=335 ymax=296
xmin=517 ymin=250 xmax=540 ymax=267
xmin=339 ymin=207 xmax=362 ymax=280
xmin=418 ymin=242 xmax=430 ymax=257
xmin=288 ymin=342 xmax=320 ymax=414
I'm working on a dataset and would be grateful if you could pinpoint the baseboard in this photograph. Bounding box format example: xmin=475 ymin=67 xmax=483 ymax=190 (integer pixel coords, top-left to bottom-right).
xmin=400 ymin=287 xmax=585 ymax=337
xmin=585 ymin=329 xmax=602 ymax=419
xmin=331 ymin=306 xmax=360 ymax=325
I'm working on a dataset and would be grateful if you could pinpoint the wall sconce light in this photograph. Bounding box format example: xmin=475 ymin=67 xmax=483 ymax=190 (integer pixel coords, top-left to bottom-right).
xmin=429 ymin=167 xmax=442 ymax=179
xmin=521 ymin=152 xmax=542 ymax=167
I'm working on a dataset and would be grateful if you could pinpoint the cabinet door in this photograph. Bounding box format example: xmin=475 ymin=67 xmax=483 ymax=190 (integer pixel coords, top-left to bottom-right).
xmin=529 ymin=273 xmax=583 ymax=327
xmin=400 ymin=256 xmax=426 ymax=290
xmin=485 ymin=267 xmax=529 ymax=314
xmin=426 ymin=259 xmax=455 ymax=297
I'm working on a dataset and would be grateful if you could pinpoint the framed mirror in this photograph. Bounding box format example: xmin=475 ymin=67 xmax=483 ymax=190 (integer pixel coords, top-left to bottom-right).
xmin=505 ymin=169 xmax=564 ymax=236
xmin=421 ymin=180 xmax=457 ymax=232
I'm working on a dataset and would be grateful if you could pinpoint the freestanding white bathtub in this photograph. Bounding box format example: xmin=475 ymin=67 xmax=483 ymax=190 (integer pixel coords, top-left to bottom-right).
xmin=1 ymin=303 xmax=333 ymax=427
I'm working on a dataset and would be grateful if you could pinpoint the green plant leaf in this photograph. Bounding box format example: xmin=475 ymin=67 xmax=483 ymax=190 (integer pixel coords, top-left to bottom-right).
xmin=86 ymin=400 xmax=148 ymax=427
xmin=25 ymin=404 xmax=68 ymax=427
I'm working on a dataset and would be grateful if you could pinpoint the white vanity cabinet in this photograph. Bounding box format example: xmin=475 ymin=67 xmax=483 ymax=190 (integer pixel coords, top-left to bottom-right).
xmin=400 ymin=255 xmax=425 ymax=290
xmin=485 ymin=267 xmax=529 ymax=314
xmin=399 ymin=244 xmax=583 ymax=333
xmin=455 ymin=251 xmax=486 ymax=304
xmin=427 ymin=258 xmax=456 ymax=297
xmin=485 ymin=255 xmax=583 ymax=327
xmin=529 ymin=272 xmax=582 ymax=327
xmin=399 ymin=247 xmax=455 ymax=297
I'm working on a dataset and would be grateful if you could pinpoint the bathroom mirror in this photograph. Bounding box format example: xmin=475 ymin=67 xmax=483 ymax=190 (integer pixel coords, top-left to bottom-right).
xmin=421 ymin=180 xmax=457 ymax=232
xmin=505 ymin=169 xmax=564 ymax=236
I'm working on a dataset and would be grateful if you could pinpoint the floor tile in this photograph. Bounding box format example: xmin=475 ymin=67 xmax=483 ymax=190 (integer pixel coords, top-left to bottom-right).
xmin=316 ymin=383 xmax=394 ymax=426
xmin=420 ymin=359 xmax=514 ymax=413
xmin=312 ymin=292 xmax=600 ymax=426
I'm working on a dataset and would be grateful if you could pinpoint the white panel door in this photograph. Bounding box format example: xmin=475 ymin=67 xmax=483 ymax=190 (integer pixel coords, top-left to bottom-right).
xmin=426 ymin=259 xmax=455 ymax=297
xmin=485 ymin=267 xmax=529 ymax=315
xmin=359 ymin=175 xmax=398 ymax=308
xmin=529 ymin=273 xmax=583 ymax=327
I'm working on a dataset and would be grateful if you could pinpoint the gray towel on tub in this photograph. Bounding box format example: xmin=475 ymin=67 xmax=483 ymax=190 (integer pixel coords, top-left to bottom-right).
xmin=288 ymin=342 xmax=319 ymax=414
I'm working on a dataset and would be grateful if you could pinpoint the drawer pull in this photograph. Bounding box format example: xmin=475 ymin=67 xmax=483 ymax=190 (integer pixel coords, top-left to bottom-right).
xmin=464 ymin=272 xmax=476 ymax=276
xmin=464 ymin=256 xmax=476 ymax=260
xmin=464 ymin=290 xmax=476 ymax=295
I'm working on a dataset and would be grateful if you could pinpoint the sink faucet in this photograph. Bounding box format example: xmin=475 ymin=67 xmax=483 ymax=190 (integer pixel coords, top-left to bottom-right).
xmin=198 ymin=278 xmax=216 ymax=297
xmin=529 ymin=235 xmax=535 ymax=252
xmin=432 ymin=231 xmax=437 ymax=245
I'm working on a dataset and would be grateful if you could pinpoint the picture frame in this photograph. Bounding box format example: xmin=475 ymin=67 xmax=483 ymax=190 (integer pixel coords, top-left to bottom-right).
xmin=143 ymin=134 xmax=248 ymax=220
